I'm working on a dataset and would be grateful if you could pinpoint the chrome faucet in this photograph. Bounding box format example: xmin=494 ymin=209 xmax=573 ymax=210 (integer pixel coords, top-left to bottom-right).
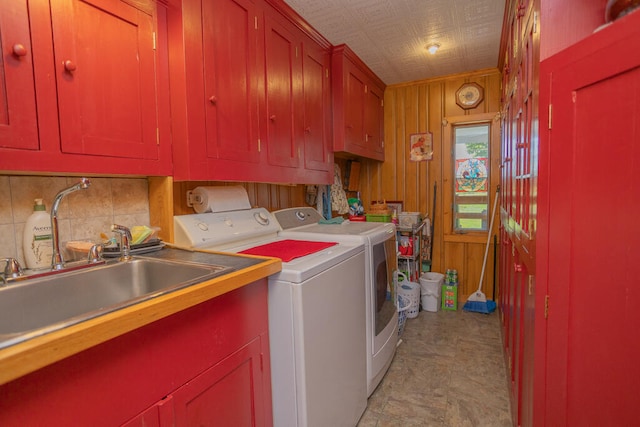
xmin=111 ymin=224 xmax=132 ymax=261
xmin=50 ymin=178 xmax=91 ymax=270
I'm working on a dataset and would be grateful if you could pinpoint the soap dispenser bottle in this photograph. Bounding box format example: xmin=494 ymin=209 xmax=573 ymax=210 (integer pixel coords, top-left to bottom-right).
xmin=23 ymin=198 xmax=53 ymax=269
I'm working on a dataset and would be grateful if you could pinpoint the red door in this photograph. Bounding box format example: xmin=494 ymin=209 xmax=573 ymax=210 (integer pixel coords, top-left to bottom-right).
xmin=364 ymin=83 xmax=384 ymax=157
xmin=202 ymin=0 xmax=261 ymax=164
xmin=344 ymin=65 xmax=366 ymax=152
xmin=302 ymin=38 xmax=331 ymax=172
xmin=163 ymin=337 xmax=271 ymax=426
xmin=50 ymin=0 xmax=159 ymax=160
xmin=263 ymin=13 xmax=302 ymax=169
xmin=541 ymin=12 xmax=640 ymax=425
xmin=0 ymin=0 xmax=38 ymax=150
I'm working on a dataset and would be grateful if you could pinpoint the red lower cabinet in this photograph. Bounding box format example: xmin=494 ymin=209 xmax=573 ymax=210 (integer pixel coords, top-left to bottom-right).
xmin=163 ymin=337 xmax=268 ymax=425
xmin=0 ymin=280 xmax=273 ymax=427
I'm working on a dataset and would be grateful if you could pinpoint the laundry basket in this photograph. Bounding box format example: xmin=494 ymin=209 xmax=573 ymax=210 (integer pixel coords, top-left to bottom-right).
xmin=397 ymin=276 xmax=421 ymax=319
xmin=397 ymin=294 xmax=411 ymax=336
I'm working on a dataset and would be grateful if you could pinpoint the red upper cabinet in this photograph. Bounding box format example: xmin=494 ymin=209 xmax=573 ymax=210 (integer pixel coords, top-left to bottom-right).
xmin=0 ymin=0 xmax=38 ymax=151
xmin=332 ymin=44 xmax=385 ymax=161
xmin=168 ymin=0 xmax=332 ymax=183
xmin=0 ymin=0 xmax=172 ymax=175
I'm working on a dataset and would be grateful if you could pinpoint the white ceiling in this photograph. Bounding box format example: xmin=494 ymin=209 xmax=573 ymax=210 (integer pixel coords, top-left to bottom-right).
xmin=284 ymin=0 xmax=507 ymax=85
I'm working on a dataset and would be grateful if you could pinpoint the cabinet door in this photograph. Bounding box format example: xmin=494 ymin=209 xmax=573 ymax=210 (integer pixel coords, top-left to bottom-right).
xmin=344 ymin=64 xmax=366 ymax=152
xmin=302 ymin=38 xmax=331 ymax=172
xmin=0 ymin=0 xmax=38 ymax=150
xmin=202 ymin=0 xmax=260 ymax=164
xmin=364 ymin=83 xmax=384 ymax=157
xmin=162 ymin=337 xmax=270 ymax=427
xmin=264 ymin=13 xmax=302 ymax=169
xmin=50 ymin=0 xmax=159 ymax=160
xmin=541 ymin=12 xmax=640 ymax=425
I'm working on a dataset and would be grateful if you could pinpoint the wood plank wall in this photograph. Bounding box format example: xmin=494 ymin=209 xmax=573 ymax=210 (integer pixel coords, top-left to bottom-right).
xmin=355 ymin=68 xmax=502 ymax=300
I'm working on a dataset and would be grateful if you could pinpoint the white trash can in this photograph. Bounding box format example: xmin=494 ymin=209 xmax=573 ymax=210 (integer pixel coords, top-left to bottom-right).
xmin=419 ymin=272 xmax=444 ymax=312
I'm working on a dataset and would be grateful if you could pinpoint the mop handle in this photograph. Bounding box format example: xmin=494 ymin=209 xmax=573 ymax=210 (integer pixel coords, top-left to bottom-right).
xmin=477 ymin=186 xmax=500 ymax=293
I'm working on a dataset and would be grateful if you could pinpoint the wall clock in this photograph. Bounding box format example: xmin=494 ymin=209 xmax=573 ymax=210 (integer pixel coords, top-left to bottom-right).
xmin=455 ymin=82 xmax=484 ymax=109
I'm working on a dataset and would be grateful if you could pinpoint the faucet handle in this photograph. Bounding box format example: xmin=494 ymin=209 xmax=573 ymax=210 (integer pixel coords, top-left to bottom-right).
xmin=2 ymin=258 xmax=24 ymax=280
xmin=87 ymin=244 xmax=104 ymax=264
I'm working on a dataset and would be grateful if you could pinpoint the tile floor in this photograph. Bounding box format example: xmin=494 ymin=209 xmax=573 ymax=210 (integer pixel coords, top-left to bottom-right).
xmin=357 ymin=308 xmax=512 ymax=427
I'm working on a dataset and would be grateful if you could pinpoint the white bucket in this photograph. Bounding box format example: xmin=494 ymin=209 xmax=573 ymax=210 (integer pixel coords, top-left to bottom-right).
xmin=419 ymin=272 xmax=444 ymax=312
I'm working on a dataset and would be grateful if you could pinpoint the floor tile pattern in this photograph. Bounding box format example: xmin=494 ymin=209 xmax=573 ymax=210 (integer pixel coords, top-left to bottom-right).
xmin=358 ymin=308 xmax=512 ymax=427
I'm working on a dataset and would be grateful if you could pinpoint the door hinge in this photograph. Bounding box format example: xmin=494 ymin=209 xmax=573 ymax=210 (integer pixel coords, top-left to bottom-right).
xmin=156 ymin=128 xmax=160 ymax=145
xmin=364 ymin=84 xmax=368 ymax=94
xmin=295 ymin=46 xmax=299 ymax=58
xmin=152 ymin=32 xmax=157 ymax=50
xmin=528 ymin=275 xmax=533 ymax=295
xmin=326 ymin=68 xmax=329 ymax=78
xmin=533 ymin=11 xmax=538 ymax=34
xmin=544 ymin=294 xmax=549 ymax=319
xmin=257 ymin=138 xmax=261 ymax=152
xmin=548 ymin=104 xmax=552 ymax=130
xmin=254 ymin=16 xmax=258 ymax=30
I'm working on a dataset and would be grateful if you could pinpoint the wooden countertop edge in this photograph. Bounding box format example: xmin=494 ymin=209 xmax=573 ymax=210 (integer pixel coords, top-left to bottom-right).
xmin=0 ymin=255 xmax=281 ymax=386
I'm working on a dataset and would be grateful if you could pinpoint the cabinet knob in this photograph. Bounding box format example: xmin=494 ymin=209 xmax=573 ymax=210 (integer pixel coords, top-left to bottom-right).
xmin=346 ymin=124 xmax=353 ymax=129
xmin=305 ymin=127 xmax=311 ymax=133
xmin=63 ymin=60 xmax=77 ymax=72
xmin=269 ymin=115 xmax=276 ymax=121
xmin=209 ymin=96 xmax=217 ymax=104
xmin=12 ymin=44 xmax=27 ymax=57
xmin=514 ymin=263 xmax=523 ymax=272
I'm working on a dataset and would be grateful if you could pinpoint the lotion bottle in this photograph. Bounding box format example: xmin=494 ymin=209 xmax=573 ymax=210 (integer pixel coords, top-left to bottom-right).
xmin=23 ymin=198 xmax=53 ymax=269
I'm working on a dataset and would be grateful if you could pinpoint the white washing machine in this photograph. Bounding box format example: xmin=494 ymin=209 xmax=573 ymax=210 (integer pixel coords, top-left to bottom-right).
xmin=174 ymin=192 xmax=367 ymax=427
xmin=274 ymin=207 xmax=398 ymax=397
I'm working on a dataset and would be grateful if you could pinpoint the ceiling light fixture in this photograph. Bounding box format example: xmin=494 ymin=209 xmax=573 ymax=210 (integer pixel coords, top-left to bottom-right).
xmin=426 ymin=43 xmax=440 ymax=55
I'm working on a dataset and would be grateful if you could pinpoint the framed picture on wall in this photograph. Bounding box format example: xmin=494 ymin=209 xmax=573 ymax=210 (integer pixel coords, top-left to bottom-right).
xmin=409 ymin=132 xmax=433 ymax=161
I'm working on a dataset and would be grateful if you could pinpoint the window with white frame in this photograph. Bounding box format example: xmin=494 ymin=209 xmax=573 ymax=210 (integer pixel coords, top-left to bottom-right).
xmin=452 ymin=123 xmax=490 ymax=231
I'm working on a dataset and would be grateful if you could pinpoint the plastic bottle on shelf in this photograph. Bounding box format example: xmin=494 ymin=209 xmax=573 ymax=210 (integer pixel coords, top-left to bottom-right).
xmin=23 ymin=198 xmax=53 ymax=269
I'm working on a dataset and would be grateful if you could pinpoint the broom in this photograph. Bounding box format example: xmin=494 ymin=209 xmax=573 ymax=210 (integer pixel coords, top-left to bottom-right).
xmin=463 ymin=186 xmax=500 ymax=314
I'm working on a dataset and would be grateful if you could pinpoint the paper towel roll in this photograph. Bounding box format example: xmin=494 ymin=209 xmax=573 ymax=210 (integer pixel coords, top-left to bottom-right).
xmin=189 ymin=186 xmax=252 ymax=213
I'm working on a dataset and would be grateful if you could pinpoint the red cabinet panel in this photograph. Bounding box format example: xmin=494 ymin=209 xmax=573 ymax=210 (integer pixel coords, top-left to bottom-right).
xmin=51 ymin=0 xmax=159 ymax=160
xmin=302 ymin=36 xmax=332 ymax=172
xmin=364 ymin=83 xmax=384 ymax=157
xmin=202 ymin=0 xmax=261 ymax=165
xmin=0 ymin=0 xmax=38 ymax=151
xmin=540 ymin=11 xmax=640 ymax=425
xmin=165 ymin=337 xmax=269 ymax=426
xmin=264 ymin=13 xmax=302 ymax=169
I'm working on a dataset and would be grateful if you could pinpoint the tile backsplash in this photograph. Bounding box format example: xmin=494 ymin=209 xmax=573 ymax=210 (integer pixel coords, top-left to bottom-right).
xmin=0 ymin=175 xmax=150 ymax=267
